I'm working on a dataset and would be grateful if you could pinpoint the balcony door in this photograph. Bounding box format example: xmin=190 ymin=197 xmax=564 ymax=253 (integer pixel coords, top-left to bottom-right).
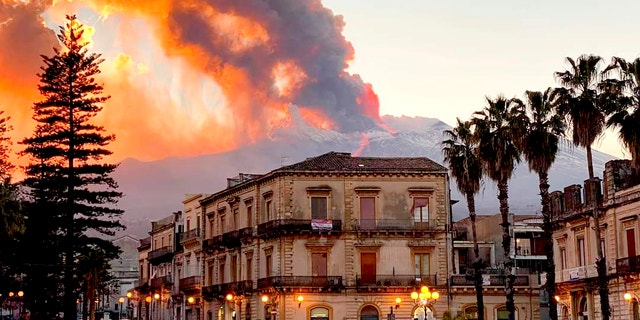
xmin=628 ymin=228 xmax=636 ymax=258
xmin=361 ymin=253 xmax=376 ymax=285
xmin=312 ymin=253 xmax=327 ymax=276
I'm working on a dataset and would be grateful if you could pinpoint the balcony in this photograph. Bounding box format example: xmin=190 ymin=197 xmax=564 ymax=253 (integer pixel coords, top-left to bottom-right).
xmin=180 ymin=229 xmax=201 ymax=245
xmin=355 ymin=274 xmax=436 ymax=290
xmin=221 ymin=227 xmax=253 ymax=248
xmin=148 ymin=246 xmax=174 ymax=265
xmin=179 ymin=275 xmax=201 ymax=293
xmin=150 ymin=275 xmax=173 ymax=289
xmin=355 ymin=219 xmax=436 ymax=232
xmin=257 ymin=276 xmax=343 ymax=291
xmin=202 ymin=280 xmax=254 ymax=301
xmin=617 ymin=255 xmax=640 ymax=275
xmin=257 ymin=219 xmax=342 ymax=238
xmin=202 ymin=235 xmax=224 ymax=253
xmin=557 ymin=265 xmax=598 ymax=282
xmin=450 ymin=274 xmax=529 ymax=286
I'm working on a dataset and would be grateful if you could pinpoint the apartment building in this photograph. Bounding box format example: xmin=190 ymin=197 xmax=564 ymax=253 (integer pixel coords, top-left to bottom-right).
xmin=551 ymin=160 xmax=640 ymax=320
xmin=452 ymin=214 xmax=544 ymax=320
xmin=194 ymin=151 xmax=452 ymax=320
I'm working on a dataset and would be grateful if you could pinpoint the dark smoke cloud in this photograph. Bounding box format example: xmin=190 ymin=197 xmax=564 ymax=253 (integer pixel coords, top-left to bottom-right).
xmin=168 ymin=0 xmax=380 ymax=131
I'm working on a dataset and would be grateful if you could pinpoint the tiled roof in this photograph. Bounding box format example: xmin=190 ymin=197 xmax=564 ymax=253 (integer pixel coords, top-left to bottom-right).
xmin=274 ymin=151 xmax=447 ymax=173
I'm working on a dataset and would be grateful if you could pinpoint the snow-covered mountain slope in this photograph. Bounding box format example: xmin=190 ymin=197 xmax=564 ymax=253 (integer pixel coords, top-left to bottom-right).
xmin=113 ymin=114 xmax=617 ymax=238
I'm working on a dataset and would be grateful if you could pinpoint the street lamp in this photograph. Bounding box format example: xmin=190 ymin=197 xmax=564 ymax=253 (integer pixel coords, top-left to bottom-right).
xmin=411 ymin=286 xmax=440 ymax=320
xmin=119 ymin=297 xmax=125 ymax=319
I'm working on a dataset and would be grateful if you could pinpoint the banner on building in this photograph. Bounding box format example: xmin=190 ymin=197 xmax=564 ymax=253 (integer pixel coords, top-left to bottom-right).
xmin=311 ymin=219 xmax=333 ymax=230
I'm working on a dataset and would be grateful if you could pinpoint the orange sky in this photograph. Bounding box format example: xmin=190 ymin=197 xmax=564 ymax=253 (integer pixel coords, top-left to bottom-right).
xmin=0 ymin=0 xmax=381 ymax=168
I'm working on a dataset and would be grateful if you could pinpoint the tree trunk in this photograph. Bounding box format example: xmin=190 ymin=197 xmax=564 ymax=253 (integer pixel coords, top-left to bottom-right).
xmin=467 ymin=191 xmax=485 ymax=320
xmin=539 ymin=171 xmax=557 ymax=320
xmin=587 ymin=145 xmax=610 ymax=320
xmin=498 ymin=180 xmax=515 ymax=320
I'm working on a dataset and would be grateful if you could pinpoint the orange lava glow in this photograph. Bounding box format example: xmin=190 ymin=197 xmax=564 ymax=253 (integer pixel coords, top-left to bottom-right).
xmin=298 ymin=108 xmax=336 ymax=130
xmin=352 ymin=133 xmax=369 ymax=157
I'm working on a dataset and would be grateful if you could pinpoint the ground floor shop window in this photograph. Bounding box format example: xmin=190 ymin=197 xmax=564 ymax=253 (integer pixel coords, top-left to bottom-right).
xmin=360 ymin=305 xmax=379 ymax=320
xmin=311 ymin=307 xmax=329 ymax=320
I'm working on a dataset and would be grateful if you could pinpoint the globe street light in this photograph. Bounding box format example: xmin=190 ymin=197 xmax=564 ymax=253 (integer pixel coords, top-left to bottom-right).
xmin=411 ymin=286 xmax=440 ymax=320
xmin=119 ymin=297 xmax=125 ymax=319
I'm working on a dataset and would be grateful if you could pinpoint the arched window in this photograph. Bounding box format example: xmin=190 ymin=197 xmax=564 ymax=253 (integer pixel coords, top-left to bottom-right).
xmin=246 ymin=303 xmax=251 ymax=320
xmin=579 ymin=297 xmax=588 ymax=320
xmin=560 ymin=306 xmax=569 ymax=320
xmin=360 ymin=305 xmax=379 ymax=320
xmin=311 ymin=307 xmax=330 ymax=320
xmin=464 ymin=306 xmax=478 ymax=320
xmin=495 ymin=306 xmax=517 ymax=320
xmin=413 ymin=306 xmax=433 ymax=320
xmin=632 ymin=299 xmax=640 ymax=320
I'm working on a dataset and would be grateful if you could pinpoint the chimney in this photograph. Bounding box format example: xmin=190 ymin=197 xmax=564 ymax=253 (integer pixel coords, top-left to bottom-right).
xmin=563 ymin=184 xmax=582 ymax=212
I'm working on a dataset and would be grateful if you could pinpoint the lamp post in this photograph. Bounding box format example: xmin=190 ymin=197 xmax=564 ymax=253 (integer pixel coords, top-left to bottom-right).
xmin=119 ymin=297 xmax=125 ymax=319
xmin=411 ymin=286 xmax=440 ymax=320
xmin=145 ymin=296 xmax=152 ymax=320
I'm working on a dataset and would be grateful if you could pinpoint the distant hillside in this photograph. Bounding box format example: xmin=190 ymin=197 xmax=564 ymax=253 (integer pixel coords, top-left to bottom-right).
xmin=113 ymin=111 xmax=617 ymax=238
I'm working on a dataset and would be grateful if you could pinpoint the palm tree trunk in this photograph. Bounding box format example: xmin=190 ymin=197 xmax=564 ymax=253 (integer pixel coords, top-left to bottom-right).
xmin=498 ymin=180 xmax=515 ymax=320
xmin=538 ymin=171 xmax=557 ymax=320
xmin=467 ymin=191 xmax=485 ymax=320
xmin=586 ymin=145 xmax=610 ymax=320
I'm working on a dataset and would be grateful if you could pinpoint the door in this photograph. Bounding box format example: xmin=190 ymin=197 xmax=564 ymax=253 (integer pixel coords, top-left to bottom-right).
xmin=360 ymin=253 xmax=377 ymax=285
xmin=312 ymin=252 xmax=327 ymax=286
xmin=360 ymin=197 xmax=375 ymax=229
xmin=628 ymin=228 xmax=636 ymax=258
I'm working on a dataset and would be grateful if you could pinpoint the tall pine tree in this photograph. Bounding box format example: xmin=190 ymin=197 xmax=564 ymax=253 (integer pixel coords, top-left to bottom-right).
xmin=21 ymin=15 xmax=124 ymax=320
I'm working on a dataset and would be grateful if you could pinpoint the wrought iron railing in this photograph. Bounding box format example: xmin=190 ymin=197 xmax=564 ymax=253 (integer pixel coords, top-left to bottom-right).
xmin=617 ymin=255 xmax=640 ymax=274
xmin=355 ymin=274 xmax=436 ymax=287
xmin=150 ymin=275 xmax=173 ymax=288
xmin=257 ymin=276 xmax=343 ymax=289
xmin=148 ymin=246 xmax=173 ymax=262
xmin=180 ymin=229 xmax=200 ymax=243
xmin=179 ymin=275 xmax=201 ymax=292
xmin=355 ymin=219 xmax=436 ymax=231
xmin=257 ymin=219 xmax=342 ymax=236
xmin=450 ymin=274 xmax=529 ymax=286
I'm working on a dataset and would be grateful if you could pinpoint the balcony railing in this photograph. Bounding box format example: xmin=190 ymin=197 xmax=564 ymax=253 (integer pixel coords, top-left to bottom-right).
xmin=202 ymin=280 xmax=254 ymax=300
xmin=202 ymin=235 xmax=224 ymax=253
xmin=257 ymin=276 xmax=343 ymax=289
xmin=180 ymin=229 xmax=200 ymax=243
xmin=355 ymin=219 xmax=436 ymax=231
xmin=148 ymin=246 xmax=174 ymax=264
xmin=150 ymin=275 xmax=173 ymax=289
xmin=450 ymin=274 xmax=529 ymax=286
xmin=179 ymin=275 xmax=201 ymax=292
xmin=355 ymin=274 xmax=436 ymax=287
xmin=617 ymin=255 xmax=640 ymax=274
xmin=257 ymin=219 xmax=342 ymax=237
xmin=557 ymin=265 xmax=598 ymax=282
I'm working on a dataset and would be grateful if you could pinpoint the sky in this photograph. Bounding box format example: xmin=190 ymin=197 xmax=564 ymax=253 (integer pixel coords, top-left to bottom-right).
xmin=0 ymin=0 xmax=637 ymax=164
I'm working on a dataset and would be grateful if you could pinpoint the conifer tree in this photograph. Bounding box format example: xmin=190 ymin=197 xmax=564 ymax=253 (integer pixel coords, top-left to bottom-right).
xmin=20 ymin=15 xmax=124 ymax=320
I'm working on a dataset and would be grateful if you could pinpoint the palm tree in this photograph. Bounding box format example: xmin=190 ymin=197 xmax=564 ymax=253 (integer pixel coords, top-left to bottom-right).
xmin=442 ymin=118 xmax=485 ymax=320
xmin=552 ymin=54 xmax=611 ymax=320
xmin=605 ymin=57 xmax=640 ymax=169
xmin=472 ymin=96 xmax=525 ymax=320
xmin=520 ymin=89 xmax=564 ymax=320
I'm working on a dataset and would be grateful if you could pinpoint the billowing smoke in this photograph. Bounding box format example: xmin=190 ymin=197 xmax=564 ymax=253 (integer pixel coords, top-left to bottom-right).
xmin=0 ymin=0 xmax=381 ymax=163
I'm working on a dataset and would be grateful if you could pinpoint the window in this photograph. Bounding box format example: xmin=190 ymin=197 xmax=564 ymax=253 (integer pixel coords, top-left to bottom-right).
xmin=247 ymin=204 xmax=253 ymax=227
xmin=231 ymin=255 xmax=238 ymax=282
xmin=464 ymin=306 xmax=478 ymax=320
xmin=560 ymin=247 xmax=567 ymax=270
xmin=186 ymin=217 xmax=191 ymax=232
xmin=266 ymin=199 xmax=273 ymax=221
xmin=266 ymin=254 xmax=272 ymax=277
xmin=601 ymin=238 xmax=606 ymax=258
xmin=577 ymin=237 xmax=586 ymax=266
xmin=246 ymin=303 xmax=251 ymax=320
xmin=246 ymin=255 xmax=253 ymax=280
xmin=161 ymin=236 xmax=165 ymax=247
xmin=496 ymin=307 xmax=509 ymax=320
xmin=220 ymin=215 xmax=226 ymax=234
xmin=311 ymin=197 xmax=328 ymax=219
xmin=219 ymin=261 xmax=225 ymax=283
xmin=208 ymin=265 xmax=214 ymax=285
xmin=414 ymin=253 xmax=430 ymax=277
xmin=311 ymin=307 xmax=330 ymax=320
xmin=412 ymin=197 xmax=429 ymax=224
xmin=233 ymin=208 xmax=239 ymax=229
xmin=360 ymin=305 xmax=379 ymax=320
xmin=209 ymin=220 xmax=215 ymax=237
xmin=360 ymin=197 xmax=375 ymax=229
